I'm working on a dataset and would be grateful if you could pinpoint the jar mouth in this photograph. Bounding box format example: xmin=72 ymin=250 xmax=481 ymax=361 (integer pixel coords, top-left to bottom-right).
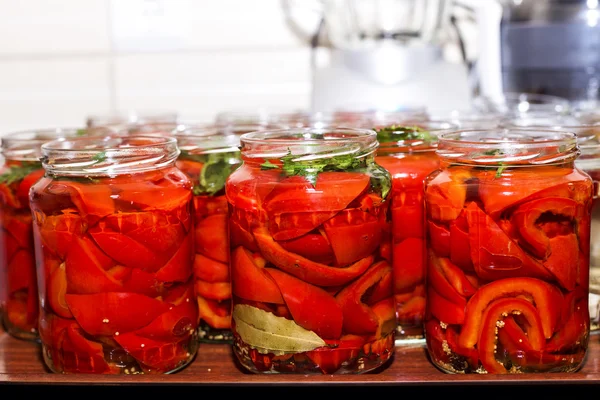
xmin=41 ymin=135 xmax=180 ymax=176
xmin=436 ymin=128 xmax=579 ymax=165
xmin=1 ymin=127 xmax=102 ymax=161
xmin=175 ymin=128 xmax=242 ymax=155
xmin=240 ymin=127 xmax=378 ymax=161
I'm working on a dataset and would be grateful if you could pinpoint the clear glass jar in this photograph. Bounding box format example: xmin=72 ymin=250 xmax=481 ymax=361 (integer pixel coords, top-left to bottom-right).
xmin=424 ymin=128 xmax=593 ymax=374
xmin=429 ymin=109 xmax=503 ymax=129
xmin=0 ymin=128 xmax=85 ymax=341
xmin=472 ymin=92 xmax=571 ymax=116
xmin=86 ymin=110 xmax=179 ymax=133
xmin=226 ymin=127 xmax=395 ymax=374
xmin=173 ymin=128 xmax=243 ymax=343
xmin=371 ymin=120 xmax=457 ymax=345
xmin=29 ymin=135 xmax=198 ymax=374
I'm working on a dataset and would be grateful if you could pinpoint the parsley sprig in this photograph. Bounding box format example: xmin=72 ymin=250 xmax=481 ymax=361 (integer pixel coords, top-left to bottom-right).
xmin=0 ymin=162 xmax=42 ymax=185
xmin=180 ymin=150 xmax=240 ymax=196
xmin=374 ymin=125 xmax=433 ymax=143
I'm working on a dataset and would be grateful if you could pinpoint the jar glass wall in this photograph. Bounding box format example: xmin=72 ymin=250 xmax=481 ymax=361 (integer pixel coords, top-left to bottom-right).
xmin=226 ymin=127 xmax=395 ymax=374
xmin=29 ymin=135 xmax=198 ymax=374
xmin=424 ymin=128 xmax=593 ymax=374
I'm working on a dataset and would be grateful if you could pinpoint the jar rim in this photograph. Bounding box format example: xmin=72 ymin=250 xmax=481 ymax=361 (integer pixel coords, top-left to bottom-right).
xmin=437 ymin=128 xmax=578 ymax=146
xmin=41 ymin=134 xmax=177 ymax=152
xmin=240 ymin=127 xmax=377 ymax=144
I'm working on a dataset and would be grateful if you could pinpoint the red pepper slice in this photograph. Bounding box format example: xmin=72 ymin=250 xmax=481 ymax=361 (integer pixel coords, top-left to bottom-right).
xmin=427 ymin=287 xmax=465 ymax=325
xmin=335 ymin=260 xmax=393 ymax=335
xmin=465 ymin=202 xmax=554 ymax=281
xmin=542 ymin=233 xmax=579 ymax=291
xmin=16 ymin=169 xmax=45 ymax=207
xmin=4 ymin=213 xmax=32 ymax=249
xmin=113 ymin=332 xmax=192 ymax=372
xmin=0 ymin=183 xmax=20 ymax=208
xmin=323 ymin=208 xmax=383 ymax=265
xmin=193 ymin=253 xmax=229 ymax=283
xmin=511 ymin=197 xmax=577 ymax=259
xmin=230 ymin=246 xmax=284 ymax=304
xmin=305 ymin=334 xmax=366 ymax=374
xmin=392 ymin=203 xmax=424 ymax=240
xmin=427 ymin=253 xmax=468 ymax=307
xmin=546 ymin=294 xmax=588 ymax=353
xmin=195 ymin=213 xmax=228 ymax=263
xmin=424 ymin=169 xmax=471 ymax=222
xmin=428 ymin=220 xmax=450 ymax=257
xmin=229 ymin=211 xmax=259 ymax=252
xmin=122 ymin=268 xmax=164 ymax=298
xmin=38 ymin=212 xmax=83 ymax=259
xmin=449 ymin=210 xmax=474 ymax=271
xmin=65 ymin=292 xmax=170 ymax=336
xmin=279 ymin=231 xmax=335 ymax=264
xmin=424 ymin=318 xmax=450 ymax=365
xmin=134 ymin=295 xmax=198 ymax=341
xmin=459 ymin=277 xmax=563 ymax=349
xmin=194 ymin=280 xmax=231 ymax=301
xmin=254 ymin=227 xmax=374 ymax=286
xmin=478 ymin=170 xmax=592 ymax=219
xmin=113 ymin=171 xmax=192 ymax=212
xmin=62 ymin=325 xmax=111 ymax=374
xmin=65 ymin=236 xmax=122 ymax=294
xmin=45 ymin=180 xmax=115 ymax=217
xmin=3 ymin=229 xmax=20 ymax=265
xmin=197 ymin=297 xmax=231 ymax=329
xmin=478 ymin=297 xmax=545 ymax=374
xmin=436 ymin=257 xmax=477 ymax=298
xmin=225 ymin=168 xmax=281 ymax=211
xmin=7 ymin=249 xmax=35 ymax=293
xmin=192 ymin=195 xmax=228 ymax=220
xmin=263 ymin=172 xmax=370 ymax=240
xmin=392 ymin=237 xmax=424 ymax=292
xmin=47 ymin=261 xmax=72 ymax=318
xmin=266 ymin=267 xmax=344 ymax=339
xmin=446 ymin=326 xmax=479 ymax=367
xmin=155 ymin=231 xmax=194 ymax=283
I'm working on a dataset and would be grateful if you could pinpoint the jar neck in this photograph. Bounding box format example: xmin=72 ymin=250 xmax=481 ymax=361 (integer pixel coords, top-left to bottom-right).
xmin=41 ymin=135 xmax=179 ymax=177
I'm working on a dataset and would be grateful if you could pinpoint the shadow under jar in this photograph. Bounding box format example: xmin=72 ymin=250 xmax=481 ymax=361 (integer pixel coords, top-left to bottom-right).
xmin=226 ymin=127 xmax=395 ymax=374
xmin=423 ymin=128 xmax=593 ymax=374
xmin=29 ymin=135 xmax=198 ymax=374
xmin=0 ymin=128 xmax=86 ymax=341
xmin=371 ymin=120 xmax=458 ymax=345
xmin=173 ymin=128 xmax=244 ymax=343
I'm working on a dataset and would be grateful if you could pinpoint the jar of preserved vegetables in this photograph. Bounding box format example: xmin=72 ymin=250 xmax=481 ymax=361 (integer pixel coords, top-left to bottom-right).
xmin=29 ymin=135 xmax=198 ymax=374
xmin=226 ymin=127 xmax=395 ymax=374
xmin=424 ymin=128 xmax=593 ymax=374
xmin=0 ymin=128 xmax=87 ymax=340
xmin=173 ymin=128 xmax=243 ymax=343
xmin=372 ymin=120 xmax=457 ymax=344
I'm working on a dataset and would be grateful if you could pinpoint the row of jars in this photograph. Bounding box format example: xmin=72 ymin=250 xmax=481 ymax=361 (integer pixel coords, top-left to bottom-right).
xmin=0 ymin=101 xmax=598 ymax=376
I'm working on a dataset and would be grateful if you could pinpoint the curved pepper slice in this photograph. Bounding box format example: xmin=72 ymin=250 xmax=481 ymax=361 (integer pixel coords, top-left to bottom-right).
xmin=122 ymin=268 xmax=165 ymax=298
xmin=446 ymin=325 xmax=479 ymax=367
xmin=65 ymin=292 xmax=170 ymax=336
xmin=113 ymin=172 xmax=192 ymax=212
xmin=16 ymin=169 xmax=45 ymax=206
xmin=427 ymin=253 xmax=468 ymax=307
xmin=113 ymin=332 xmax=191 ymax=372
xmin=197 ymin=296 xmax=230 ymax=329
xmin=458 ymin=277 xmax=563 ymax=349
xmin=392 ymin=237 xmax=424 ymax=292
xmin=542 ymin=233 xmax=579 ymax=291
xmin=65 ymin=236 xmax=122 ymax=294
xmin=230 ymin=246 xmax=284 ymax=304
xmin=428 ymin=220 xmax=450 ymax=257
xmin=510 ymin=197 xmax=576 ymax=258
xmin=194 ymin=280 xmax=231 ymax=301
xmin=465 ymin=202 xmax=554 ymax=281
xmin=155 ymin=230 xmax=194 ymax=283
xmin=546 ymin=295 xmax=588 ymax=353
xmin=336 ymin=261 xmax=393 ymax=335
xmin=47 ymin=261 xmax=72 ymax=318
xmin=0 ymin=183 xmax=20 ymax=208
xmin=305 ymin=334 xmax=366 ymax=374
xmin=193 ymin=253 xmax=230 ymax=283
xmin=427 ymin=287 xmax=465 ymax=325
xmin=437 ymin=256 xmax=477 ymax=298
xmin=195 ymin=213 xmax=228 ymax=263
xmin=449 ymin=210 xmax=473 ymax=271
xmin=39 ymin=212 xmax=84 ymax=259
xmin=62 ymin=325 xmax=111 ymax=374
xmin=4 ymin=213 xmax=33 ymax=249
xmin=7 ymin=250 xmax=35 ymax=293
xmin=279 ymin=231 xmax=335 ymax=264
xmin=254 ymin=227 xmax=374 ymax=286
xmin=424 ymin=169 xmax=472 ymax=222
xmin=45 ymin=180 xmax=115 ymax=217
xmin=266 ymin=267 xmax=343 ymax=339
xmin=478 ymin=297 xmax=545 ymax=374
xmin=134 ymin=296 xmax=198 ymax=341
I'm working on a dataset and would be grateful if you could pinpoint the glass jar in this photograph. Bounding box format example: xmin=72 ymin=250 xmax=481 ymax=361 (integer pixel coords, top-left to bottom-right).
xmin=424 ymin=128 xmax=593 ymax=374
xmin=173 ymin=128 xmax=243 ymax=343
xmin=226 ymin=127 xmax=395 ymax=374
xmin=472 ymin=92 xmax=571 ymax=116
xmin=372 ymin=120 xmax=457 ymax=344
xmin=0 ymin=128 xmax=85 ymax=340
xmin=85 ymin=110 xmax=179 ymax=133
xmin=29 ymin=135 xmax=198 ymax=374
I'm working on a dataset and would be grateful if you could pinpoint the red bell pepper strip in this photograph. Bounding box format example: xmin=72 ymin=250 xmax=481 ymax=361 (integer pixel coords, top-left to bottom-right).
xmin=197 ymin=296 xmax=231 ymax=329
xmin=4 ymin=213 xmax=33 ymax=249
xmin=47 ymin=261 xmax=72 ymax=318
xmin=392 ymin=237 xmax=424 ymax=292
xmin=45 ymin=180 xmax=115 ymax=217
xmin=427 ymin=253 xmax=468 ymax=307
xmin=7 ymin=250 xmax=35 ymax=293
xmin=113 ymin=171 xmax=193 ymax=212
xmin=133 ymin=297 xmax=198 ymax=341
xmin=253 ymin=227 xmax=374 ymax=286
xmin=0 ymin=183 xmax=20 ymax=208
xmin=39 ymin=212 xmax=84 ymax=259
xmin=392 ymin=203 xmax=424 ymax=241
xmin=305 ymin=334 xmax=366 ymax=374
xmin=62 ymin=325 xmax=111 ymax=374
xmin=195 ymin=213 xmax=228 ymax=263
xmin=155 ymin=230 xmax=194 ymax=283
xmin=279 ymin=231 xmax=335 ymax=264
xmin=193 ymin=253 xmax=230 ymax=283
xmin=323 ymin=208 xmax=383 ymax=265
xmin=449 ymin=210 xmax=474 ymax=271
xmin=3 ymin=228 xmax=19 ymax=265
xmin=436 ymin=257 xmax=477 ymax=298
xmin=465 ymin=202 xmax=554 ymax=281
xmin=113 ymin=332 xmax=192 ymax=373
xmin=428 ymin=220 xmax=450 ymax=258
xmin=230 ymin=246 xmax=284 ymax=304
xmin=370 ymin=297 xmax=397 ymax=338
xmin=16 ymin=169 xmax=45 ymax=207
xmin=335 ymin=260 xmax=393 ymax=335
xmin=542 ymin=233 xmax=579 ymax=291
xmin=546 ymin=295 xmax=589 ymax=353
xmin=229 ymin=213 xmax=259 ymax=252
xmin=193 ymin=195 xmax=228 ymax=220
xmin=266 ymin=267 xmax=344 ymax=340
xmin=194 ymin=280 xmax=231 ymax=301
xmin=478 ymin=297 xmax=545 ymax=374
xmin=122 ymin=268 xmax=164 ymax=298
xmin=424 ymin=318 xmax=451 ymax=365
xmin=65 ymin=292 xmax=170 ymax=336
xmin=459 ymin=277 xmax=563 ymax=349
xmin=424 ymin=169 xmax=472 ymax=222
xmin=427 ymin=287 xmax=465 ymax=325
xmin=446 ymin=325 xmax=479 ymax=367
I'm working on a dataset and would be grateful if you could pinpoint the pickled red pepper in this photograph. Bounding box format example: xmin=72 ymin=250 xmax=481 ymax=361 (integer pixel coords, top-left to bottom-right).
xmin=29 ymin=136 xmax=198 ymax=374
xmin=423 ymin=129 xmax=593 ymax=374
xmin=226 ymin=128 xmax=395 ymax=374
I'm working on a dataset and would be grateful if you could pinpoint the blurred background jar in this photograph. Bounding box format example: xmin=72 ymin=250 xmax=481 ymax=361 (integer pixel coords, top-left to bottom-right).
xmin=424 ymin=128 xmax=593 ymax=373
xmin=499 ymin=113 xmax=600 ymax=334
xmin=226 ymin=127 xmax=395 ymax=374
xmin=29 ymin=135 xmax=198 ymax=374
xmin=85 ymin=110 xmax=179 ymax=134
xmin=367 ymin=120 xmax=458 ymax=345
xmin=0 ymin=128 xmax=85 ymax=341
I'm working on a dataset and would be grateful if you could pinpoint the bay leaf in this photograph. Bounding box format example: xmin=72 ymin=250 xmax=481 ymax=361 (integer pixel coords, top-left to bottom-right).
xmin=232 ymin=304 xmax=326 ymax=353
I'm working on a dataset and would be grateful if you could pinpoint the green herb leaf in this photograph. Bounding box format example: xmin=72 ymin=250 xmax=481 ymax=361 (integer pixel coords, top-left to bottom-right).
xmin=0 ymin=162 xmax=42 ymax=185
xmin=92 ymin=151 xmax=107 ymax=162
xmin=76 ymin=128 xmax=88 ymax=136
xmin=180 ymin=150 xmax=240 ymax=196
xmin=495 ymin=164 xmax=506 ymax=179
xmin=260 ymin=160 xmax=279 ymax=170
xmin=375 ymin=125 xmax=432 ymax=143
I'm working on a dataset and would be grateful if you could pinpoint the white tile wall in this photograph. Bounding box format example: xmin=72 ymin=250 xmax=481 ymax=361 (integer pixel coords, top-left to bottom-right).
xmin=0 ymin=0 xmax=313 ymax=135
